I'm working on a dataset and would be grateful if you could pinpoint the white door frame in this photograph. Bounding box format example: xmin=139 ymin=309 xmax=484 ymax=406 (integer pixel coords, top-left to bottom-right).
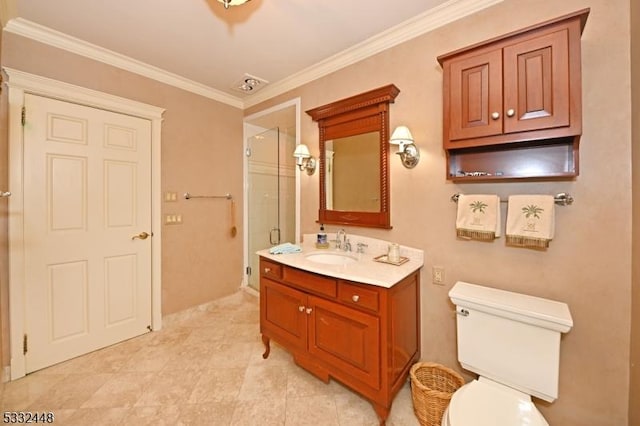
xmin=4 ymin=68 xmax=164 ymax=380
xmin=242 ymin=98 xmax=301 ymax=288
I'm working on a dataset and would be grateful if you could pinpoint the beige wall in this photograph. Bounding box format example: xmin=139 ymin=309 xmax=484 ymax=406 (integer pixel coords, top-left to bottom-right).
xmin=630 ymin=0 xmax=640 ymax=422
xmin=0 ymin=33 xmax=245 ymax=323
xmin=248 ymin=0 xmax=633 ymax=424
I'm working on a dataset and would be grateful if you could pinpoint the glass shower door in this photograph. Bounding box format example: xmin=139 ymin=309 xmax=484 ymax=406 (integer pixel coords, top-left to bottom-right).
xmin=246 ymin=127 xmax=295 ymax=290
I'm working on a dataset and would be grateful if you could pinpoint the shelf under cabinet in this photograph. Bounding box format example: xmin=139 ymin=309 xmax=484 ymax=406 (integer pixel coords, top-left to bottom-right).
xmin=447 ymin=137 xmax=578 ymax=182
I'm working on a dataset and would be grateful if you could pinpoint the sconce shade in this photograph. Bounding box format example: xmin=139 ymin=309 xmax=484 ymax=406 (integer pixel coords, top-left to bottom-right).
xmin=389 ymin=126 xmax=414 ymax=145
xmin=293 ymin=144 xmax=312 ymax=158
xmin=218 ymin=0 xmax=251 ymax=9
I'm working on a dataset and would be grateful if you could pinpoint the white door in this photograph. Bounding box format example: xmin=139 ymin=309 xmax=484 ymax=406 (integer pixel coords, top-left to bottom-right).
xmin=23 ymin=94 xmax=152 ymax=373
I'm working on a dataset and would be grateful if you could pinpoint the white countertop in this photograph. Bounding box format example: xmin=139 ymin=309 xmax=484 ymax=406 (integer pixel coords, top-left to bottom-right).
xmin=257 ymin=234 xmax=424 ymax=288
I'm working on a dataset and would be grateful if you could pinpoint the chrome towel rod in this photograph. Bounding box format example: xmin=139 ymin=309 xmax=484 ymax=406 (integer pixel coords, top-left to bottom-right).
xmin=451 ymin=192 xmax=573 ymax=206
xmin=184 ymin=192 xmax=232 ymax=200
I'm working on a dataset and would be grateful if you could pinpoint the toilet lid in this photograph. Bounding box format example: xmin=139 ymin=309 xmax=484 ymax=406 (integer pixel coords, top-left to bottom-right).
xmin=446 ymin=379 xmax=548 ymax=426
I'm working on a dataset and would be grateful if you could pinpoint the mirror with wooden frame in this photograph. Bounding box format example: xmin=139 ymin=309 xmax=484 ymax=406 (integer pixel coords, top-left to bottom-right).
xmin=306 ymin=84 xmax=400 ymax=229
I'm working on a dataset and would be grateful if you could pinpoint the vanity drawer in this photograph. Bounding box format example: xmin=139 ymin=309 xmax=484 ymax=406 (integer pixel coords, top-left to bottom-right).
xmin=338 ymin=281 xmax=380 ymax=313
xmin=283 ymin=267 xmax=337 ymax=298
xmin=260 ymin=258 xmax=283 ymax=280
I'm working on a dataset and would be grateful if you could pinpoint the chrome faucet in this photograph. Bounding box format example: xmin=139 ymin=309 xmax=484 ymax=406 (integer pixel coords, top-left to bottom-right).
xmin=336 ymin=229 xmax=347 ymax=251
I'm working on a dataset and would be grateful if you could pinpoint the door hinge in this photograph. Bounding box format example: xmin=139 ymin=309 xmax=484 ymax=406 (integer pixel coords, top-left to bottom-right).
xmin=21 ymin=106 xmax=26 ymax=126
xmin=23 ymin=334 xmax=28 ymax=355
xmin=246 ymin=266 xmax=252 ymax=276
xmin=245 ymin=148 xmax=252 ymax=157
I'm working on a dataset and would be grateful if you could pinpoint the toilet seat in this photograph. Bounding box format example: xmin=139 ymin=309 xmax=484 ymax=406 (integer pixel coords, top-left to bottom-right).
xmin=443 ymin=378 xmax=549 ymax=426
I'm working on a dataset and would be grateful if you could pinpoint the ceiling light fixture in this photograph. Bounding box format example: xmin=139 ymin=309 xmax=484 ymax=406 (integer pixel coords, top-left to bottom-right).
xmin=218 ymin=0 xmax=251 ymax=9
xmin=231 ymin=74 xmax=269 ymax=94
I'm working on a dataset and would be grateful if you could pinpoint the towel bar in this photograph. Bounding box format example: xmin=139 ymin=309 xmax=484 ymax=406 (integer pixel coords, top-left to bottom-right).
xmin=451 ymin=192 xmax=573 ymax=206
xmin=184 ymin=192 xmax=232 ymax=200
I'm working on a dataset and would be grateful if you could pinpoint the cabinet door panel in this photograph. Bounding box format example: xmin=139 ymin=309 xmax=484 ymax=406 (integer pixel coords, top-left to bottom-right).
xmin=261 ymin=279 xmax=307 ymax=351
xmin=448 ymin=49 xmax=503 ymax=142
xmin=503 ymin=29 xmax=569 ymax=133
xmin=307 ymin=296 xmax=380 ymax=390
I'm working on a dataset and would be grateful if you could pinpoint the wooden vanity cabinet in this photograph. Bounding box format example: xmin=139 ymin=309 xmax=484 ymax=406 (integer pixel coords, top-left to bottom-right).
xmin=259 ymin=257 xmax=420 ymax=425
xmin=438 ymin=8 xmax=589 ymax=181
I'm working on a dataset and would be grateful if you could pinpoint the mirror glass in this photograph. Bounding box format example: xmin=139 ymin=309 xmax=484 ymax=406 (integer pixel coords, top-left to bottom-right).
xmin=307 ymin=84 xmax=399 ymax=229
xmin=325 ymin=132 xmax=380 ymax=212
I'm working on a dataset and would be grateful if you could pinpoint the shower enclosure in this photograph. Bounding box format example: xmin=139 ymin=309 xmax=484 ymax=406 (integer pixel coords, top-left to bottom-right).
xmin=245 ymin=126 xmax=296 ymax=291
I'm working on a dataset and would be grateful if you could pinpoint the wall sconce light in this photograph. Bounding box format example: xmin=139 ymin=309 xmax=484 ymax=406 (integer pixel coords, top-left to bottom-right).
xmin=389 ymin=125 xmax=420 ymax=168
xmin=293 ymin=144 xmax=316 ymax=175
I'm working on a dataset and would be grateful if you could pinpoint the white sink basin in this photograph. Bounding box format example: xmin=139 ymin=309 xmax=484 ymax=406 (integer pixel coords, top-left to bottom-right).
xmin=305 ymin=251 xmax=358 ymax=265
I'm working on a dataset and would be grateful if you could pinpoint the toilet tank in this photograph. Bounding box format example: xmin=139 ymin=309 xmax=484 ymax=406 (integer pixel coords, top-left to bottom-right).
xmin=449 ymin=281 xmax=573 ymax=402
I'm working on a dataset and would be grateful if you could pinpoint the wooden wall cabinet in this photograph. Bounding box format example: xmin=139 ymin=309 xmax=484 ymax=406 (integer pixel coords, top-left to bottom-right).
xmin=259 ymin=257 xmax=420 ymax=425
xmin=438 ymin=8 xmax=589 ymax=181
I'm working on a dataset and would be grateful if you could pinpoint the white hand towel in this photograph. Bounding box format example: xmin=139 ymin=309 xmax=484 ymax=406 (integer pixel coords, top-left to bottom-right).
xmin=269 ymin=242 xmax=302 ymax=254
xmin=506 ymin=195 xmax=555 ymax=249
xmin=456 ymin=194 xmax=501 ymax=241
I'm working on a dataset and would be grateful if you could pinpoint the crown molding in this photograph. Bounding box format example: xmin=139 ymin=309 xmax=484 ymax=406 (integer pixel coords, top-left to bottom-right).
xmin=4 ymin=17 xmax=244 ymax=109
xmin=4 ymin=0 xmax=502 ymax=110
xmin=243 ymin=0 xmax=503 ymax=108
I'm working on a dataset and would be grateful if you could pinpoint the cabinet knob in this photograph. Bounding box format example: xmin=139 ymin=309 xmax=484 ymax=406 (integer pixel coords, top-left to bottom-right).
xmin=264 ymin=267 xmax=271 ymax=274
xmin=506 ymin=108 xmax=515 ymax=117
xmin=352 ymin=295 xmax=360 ymax=302
xmin=298 ymin=305 xmax=305 ymax=312
xmin=491 ymin=112 xmax=500 ymax=120
xmin=305 ymin=308 xmax=313 ymax=315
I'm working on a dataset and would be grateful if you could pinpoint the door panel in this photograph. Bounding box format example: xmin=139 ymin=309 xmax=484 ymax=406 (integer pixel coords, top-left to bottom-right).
xmin=105 ymin=160 xmax=137 ymax=227
xmin=260 ymin=278 xmax=307 ymax=351
xmin=48 ymin=260 xmax=89 ymax=341
xmin=448 ymin=49 xmax=503 ymax=142
xmin=23 ymin=94 xmax=152 ymax=372
xmin=307 ymin=295 xmax=380 ymax=390
xmin=48 ymin=154 xmax=87 ymax=231
xmin=104 ymin=254 xmax=138 ymax=326
xmin=503 ymin=29 xmax=570 ymax=133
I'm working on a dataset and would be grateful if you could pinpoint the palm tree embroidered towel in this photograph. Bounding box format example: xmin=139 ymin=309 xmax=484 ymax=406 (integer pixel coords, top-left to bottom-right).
xmin=456 ymin=194 xmax=501 ymax=241
xmin=506 ymin=195 xmax=555 ymax=249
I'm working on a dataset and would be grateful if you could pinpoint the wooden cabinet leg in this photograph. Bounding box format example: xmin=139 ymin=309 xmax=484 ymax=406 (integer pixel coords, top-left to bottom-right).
xmin=372 ymin=403 xmax=390 ymax=425
xmin=261 ymin=334 xmax=271 ymax=359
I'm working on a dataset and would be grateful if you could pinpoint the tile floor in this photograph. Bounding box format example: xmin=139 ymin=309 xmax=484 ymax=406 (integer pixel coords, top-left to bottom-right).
xmin=0 ymin=290 xmax=421 ymax=425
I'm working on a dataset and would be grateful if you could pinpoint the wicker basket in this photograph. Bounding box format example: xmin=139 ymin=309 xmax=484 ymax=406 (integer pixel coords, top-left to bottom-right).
xmin=410 ymin=362 xmax=465 ymax=426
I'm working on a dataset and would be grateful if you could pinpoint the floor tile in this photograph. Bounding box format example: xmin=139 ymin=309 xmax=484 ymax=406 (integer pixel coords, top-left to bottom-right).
xmin=0 ymin=289 xmax=421 ymax=425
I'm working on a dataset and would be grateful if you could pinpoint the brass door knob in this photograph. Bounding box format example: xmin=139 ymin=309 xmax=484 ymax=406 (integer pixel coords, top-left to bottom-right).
xmin=132 ymin=231 xmax=150 ymax=240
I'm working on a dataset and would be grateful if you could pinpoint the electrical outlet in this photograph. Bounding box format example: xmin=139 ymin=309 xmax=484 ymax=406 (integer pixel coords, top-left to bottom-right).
xmin=432 ymin=266 xmax=445 ymax=285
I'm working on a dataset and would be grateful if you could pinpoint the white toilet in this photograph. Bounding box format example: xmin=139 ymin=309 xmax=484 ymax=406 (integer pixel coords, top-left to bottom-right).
xmin=442 ymin=281 xmax=573 ymax=426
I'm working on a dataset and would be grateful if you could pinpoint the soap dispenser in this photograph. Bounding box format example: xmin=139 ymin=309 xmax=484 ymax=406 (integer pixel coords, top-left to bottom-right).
xmin=316 ymin=224 xmax=329 ymax=249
